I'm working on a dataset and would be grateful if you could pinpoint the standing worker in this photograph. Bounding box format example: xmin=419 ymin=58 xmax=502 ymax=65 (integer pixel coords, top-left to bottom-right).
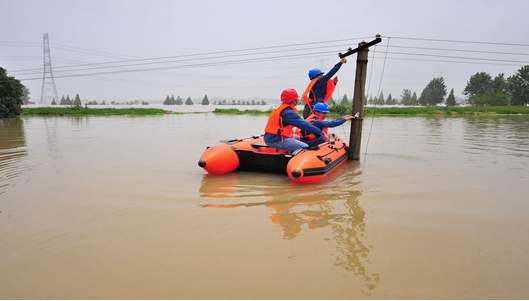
xmin=264 ymin=88 xmax=323 ymax=154
xmin=302 ymin=57 xmax=347 ymax=118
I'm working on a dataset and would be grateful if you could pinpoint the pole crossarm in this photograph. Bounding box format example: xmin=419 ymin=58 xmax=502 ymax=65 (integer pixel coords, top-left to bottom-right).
xmin=338 ymin=35 xmax=382 ymax=59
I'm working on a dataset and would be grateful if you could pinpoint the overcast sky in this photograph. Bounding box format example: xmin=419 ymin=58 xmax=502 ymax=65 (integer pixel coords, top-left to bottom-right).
xmin=1 ymin=0 xmax=529 ymax=103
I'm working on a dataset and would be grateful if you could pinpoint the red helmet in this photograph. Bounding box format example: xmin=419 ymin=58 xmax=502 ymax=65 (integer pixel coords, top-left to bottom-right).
xmin=280 ymin=88 xmax=299 ymax=104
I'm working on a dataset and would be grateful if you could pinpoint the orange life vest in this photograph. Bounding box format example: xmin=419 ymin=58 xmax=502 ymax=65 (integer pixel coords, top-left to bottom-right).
xmin=301 ymin=76 xmax=338 ymax=105
xmin=301 ymin=113 xmax=328 ymax=140
xmin=264 ymin=103 xmax=297 ymax=138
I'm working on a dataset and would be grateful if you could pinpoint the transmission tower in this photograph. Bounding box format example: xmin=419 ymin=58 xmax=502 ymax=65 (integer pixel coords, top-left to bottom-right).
xmin=40 ymin=33 xmax=59 ymax=104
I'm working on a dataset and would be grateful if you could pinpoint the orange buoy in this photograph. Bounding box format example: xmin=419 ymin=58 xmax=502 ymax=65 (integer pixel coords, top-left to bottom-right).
xmin=198 ymin=143 xmax=239 ymax=174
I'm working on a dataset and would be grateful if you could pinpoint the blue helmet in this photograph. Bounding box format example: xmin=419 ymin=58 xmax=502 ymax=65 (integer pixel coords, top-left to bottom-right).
xmin=308 ymin=68 xmax=323 ymax=80
xmin=314 ymin=102 xmax=330 ymax=113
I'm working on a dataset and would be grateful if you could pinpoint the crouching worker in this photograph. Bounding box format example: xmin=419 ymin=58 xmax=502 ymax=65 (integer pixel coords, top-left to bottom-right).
xmin=301 ymin=102 xmax=356 ymax=147
xmin=264 ymin=88 xmax=324 ymax=154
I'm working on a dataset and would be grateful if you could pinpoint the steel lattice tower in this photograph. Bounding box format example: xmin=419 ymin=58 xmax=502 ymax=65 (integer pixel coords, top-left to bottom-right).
xmin=40 ymin=33 xmax=59 ymax=104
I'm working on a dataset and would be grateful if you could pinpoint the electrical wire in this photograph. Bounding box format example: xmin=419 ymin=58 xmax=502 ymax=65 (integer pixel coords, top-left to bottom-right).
xmin=11 ymin=43 xmax=365 ymax=76
xmin=9 ymin=36 xmax=373 ymax=73
xmin=363 ymin=38 xmax=390 ymax=163
xmin=384 ymin=36 xmax=529 ymax=47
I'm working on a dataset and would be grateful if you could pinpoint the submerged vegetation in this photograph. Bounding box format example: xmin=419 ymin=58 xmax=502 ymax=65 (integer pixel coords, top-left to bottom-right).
xmin=22 ymin=107 xmax=166 ymax=116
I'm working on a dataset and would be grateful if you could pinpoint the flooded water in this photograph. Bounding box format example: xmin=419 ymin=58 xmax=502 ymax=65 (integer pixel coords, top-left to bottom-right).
xmin=1 ymin=114 xmax=529 ymax=299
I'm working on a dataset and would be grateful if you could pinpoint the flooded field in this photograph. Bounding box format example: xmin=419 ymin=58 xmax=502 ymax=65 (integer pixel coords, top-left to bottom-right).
xmin=1 ymin=114 xmax=529 ymax=299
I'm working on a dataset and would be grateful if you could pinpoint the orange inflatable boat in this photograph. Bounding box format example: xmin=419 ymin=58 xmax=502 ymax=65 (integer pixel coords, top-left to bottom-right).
xmin=198 ymin=133 xmax=349 ymax=184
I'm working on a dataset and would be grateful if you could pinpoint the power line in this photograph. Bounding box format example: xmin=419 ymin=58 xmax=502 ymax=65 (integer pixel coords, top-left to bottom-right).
xmin=384 ymin=35 xmax=529 ymax=47
xmin=14 ymin=47 xmax=529 ymax=80
xmin=15 ymin=50 xmax=341 ymax=81
xmin=12 ymin=43 xmax=356 ymax=76
xmin=387 ymin=45 xmax=529 ymax=56
xmin=371 ymin=54 xmax=521 ymax=67
xmin=53 ymin=42 xmax=139 ymax=59
xmin=9 ymin=36 xmax=373 ymax=73
xmin=13 ymin=44 xmax=529 ymax=78
xmin=384 ymin=51 xmax=529 ymax=64
xmin=11 ymin=48 xmax=527 ymax=82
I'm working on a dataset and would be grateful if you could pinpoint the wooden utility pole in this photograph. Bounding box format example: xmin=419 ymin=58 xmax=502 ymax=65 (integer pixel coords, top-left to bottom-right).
xmin=348 ymin=42 xmax=369 ymax=160
xmin=337 ymin=35 xmax=381 ymax=160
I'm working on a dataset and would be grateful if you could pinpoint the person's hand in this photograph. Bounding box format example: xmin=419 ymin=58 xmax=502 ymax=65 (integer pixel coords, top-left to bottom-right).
xmin=343 ymin=112 xmax=359 ymax=120
xmin=340 ymin=57 xmax=347 ymax=64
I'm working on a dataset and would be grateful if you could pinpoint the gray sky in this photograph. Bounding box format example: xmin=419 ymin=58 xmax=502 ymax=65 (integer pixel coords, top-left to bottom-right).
xmin=2 ymin=0 xmax=529 ymax=103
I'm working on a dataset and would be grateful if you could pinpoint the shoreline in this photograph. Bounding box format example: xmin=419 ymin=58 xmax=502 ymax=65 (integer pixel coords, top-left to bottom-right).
xmin=18 ymin=106 xmax=529 ymax=117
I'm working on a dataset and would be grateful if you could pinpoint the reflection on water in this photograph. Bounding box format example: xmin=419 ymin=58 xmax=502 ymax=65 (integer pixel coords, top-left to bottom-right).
xmin=0 ymin=118 xmax=27 ymax=195
xmin=199 ymin=164 xmax=380 ymax=294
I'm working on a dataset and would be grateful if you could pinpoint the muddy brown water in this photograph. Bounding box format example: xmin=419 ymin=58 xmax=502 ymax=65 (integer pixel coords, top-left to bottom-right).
xmin=1 ymin=114 xmax=529 ymax=299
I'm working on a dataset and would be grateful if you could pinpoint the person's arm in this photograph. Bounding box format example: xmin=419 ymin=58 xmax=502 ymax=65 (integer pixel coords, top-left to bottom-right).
xmin=282 ymin=110 xmax=323 ymax=137
xmin=313 ymin=117 xmax=346 ymax=128
xmin=321 ymin=58 xmax=347 ymax=81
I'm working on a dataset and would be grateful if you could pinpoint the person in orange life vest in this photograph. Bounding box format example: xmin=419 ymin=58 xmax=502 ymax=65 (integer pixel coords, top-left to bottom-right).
xmin=302 ymin=57 xmax=347 ymax=118
xmin=264 ymin=88 xmax=324 ymax=154
xmin=301 ymin=102 xmax=356 ymax=147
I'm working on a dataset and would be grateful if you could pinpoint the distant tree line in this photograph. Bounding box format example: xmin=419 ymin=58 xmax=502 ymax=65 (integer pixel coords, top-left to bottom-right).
xmin=53 ymin=94 xmax=82 ymax=106
xmin=463 ymin=66 xmax=529 ymax=106
xmin=330 ymin=64 xmax=529 ymax=113
xmin=162 ymin=93 xmax=267 ymax=106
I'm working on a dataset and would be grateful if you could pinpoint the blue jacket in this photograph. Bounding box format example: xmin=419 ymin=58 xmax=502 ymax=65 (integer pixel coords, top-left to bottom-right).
xmin=310 ymin=62 xmax=343 ymax=103
xmin=264 ymin=107 xmax=323 ymax=144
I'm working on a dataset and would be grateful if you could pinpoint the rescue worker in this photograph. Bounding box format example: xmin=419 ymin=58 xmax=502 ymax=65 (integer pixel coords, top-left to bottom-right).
xmin=301 ymin=102 xmax=356 ymax=147
xmin=302 ymin=57 xmax=347 ymax=118
xmin=264 ymin=88 xmax=323 ymax=154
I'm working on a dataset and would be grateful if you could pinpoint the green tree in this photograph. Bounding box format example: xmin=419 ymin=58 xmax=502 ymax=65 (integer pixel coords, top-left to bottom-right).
xmin=467 ymin=73 xmax=510 ymax=105
xmin=419 ymin=77 xmax=447 ymax=105
xmin=163 ymin=95 xmax=170 ymax=105
xmin=400 ymin=89 xmax=413 ymax=105
xmin=185 ymin=96 xmax=193 ymax=105
xmin=64 ymin=95 xmax=72 ymax=105
xmin=0 ymin=67 xmax=25 ymax=117
xmin=446 ymin=88 xmax=457 ymax=106
xmin=464 ymin=72 xmax=492 ymax=97
xmin=175 ymin=96 xmax=183 ymax=105
xmin=73 ymin=94 xmax=82 ymax=107
xmin=411 ymin=92 xmax=418 ymax=105
xmin=468 ymin=91 xmax=510 ymax=106
xmin=508 ymin=65 xmax=529 ymax=105
xmin=492 ymin=73 xmax=509 ymax=94
xmin=376 ymin=91 xmax=385 ymax=105
xmin=201 ymin=94 xmax=210 ymax=105
xmin=51 ymin=98 xmax=57 ymax=105
xmin=386 ymin=93 xmax=395 ymax=105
